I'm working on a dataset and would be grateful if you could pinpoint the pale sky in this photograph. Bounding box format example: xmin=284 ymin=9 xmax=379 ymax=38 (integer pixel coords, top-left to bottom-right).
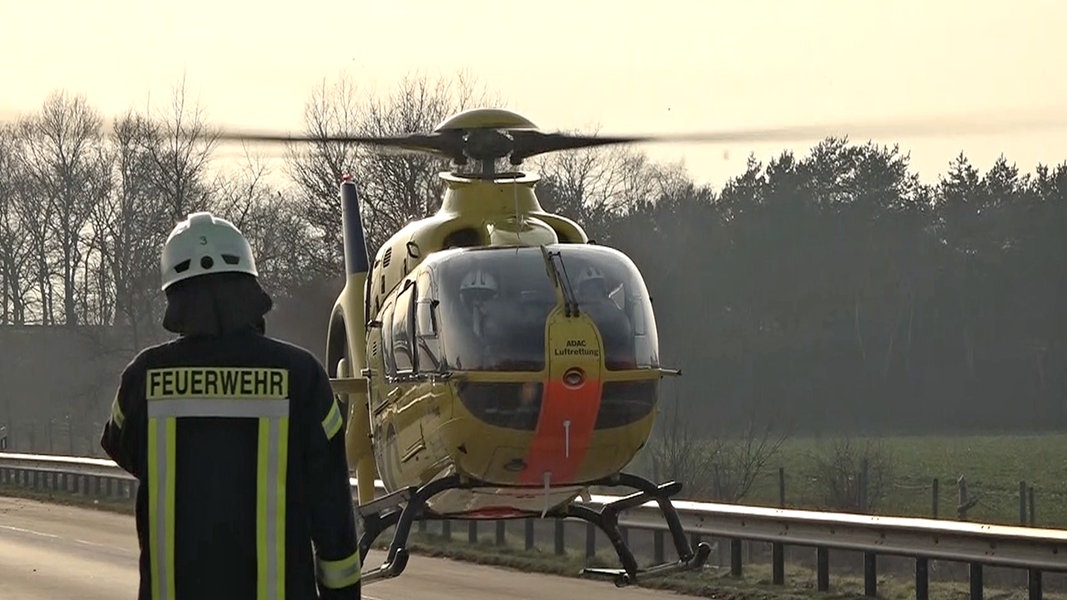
xmin=3 ymin=0 xmax=1066 ymax=189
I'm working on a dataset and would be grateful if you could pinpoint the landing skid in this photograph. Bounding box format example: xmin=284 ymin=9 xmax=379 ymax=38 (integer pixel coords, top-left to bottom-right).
xmin=566 ymin=473 xmax=713 ymax=587
xmin=355 ymin=472 xmax=712 ymax=588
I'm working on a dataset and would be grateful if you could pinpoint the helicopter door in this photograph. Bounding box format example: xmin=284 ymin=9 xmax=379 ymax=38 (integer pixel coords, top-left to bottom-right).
xmin=392 ymin=281 xmax=426 ymax=452
xmin=390 ymin=281 xmax=415 ymax=376
xmin=373 ymin=281 xmax=428 ymax=487
xmin=413 ymin=271 xmax=443 ymax=373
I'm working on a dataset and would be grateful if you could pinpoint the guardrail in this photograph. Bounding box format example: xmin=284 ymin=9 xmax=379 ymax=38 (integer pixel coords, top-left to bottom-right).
xmin=1 ymin=453 xmax=1065 ymax=599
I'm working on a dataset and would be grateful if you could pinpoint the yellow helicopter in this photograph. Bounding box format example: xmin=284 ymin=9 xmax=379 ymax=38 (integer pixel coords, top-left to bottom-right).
xmin=313 ymin=108 xmax=710 ymax=587
xmin=212 ymin=104 xmax=1067 ymax=588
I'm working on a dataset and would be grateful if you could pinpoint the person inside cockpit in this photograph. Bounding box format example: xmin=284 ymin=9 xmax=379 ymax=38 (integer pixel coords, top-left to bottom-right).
xmin=458 ymin=266 xmax=549 ymax=370
xmin=454 ymin=268 xmax=499 ymax=369
xmin=575 ymin=266 xmax=613 ymax=304
xmin=574 ymin=265 xmax=637 ymax=369
xmin=459 ymin=268 xmax=499 ymax=338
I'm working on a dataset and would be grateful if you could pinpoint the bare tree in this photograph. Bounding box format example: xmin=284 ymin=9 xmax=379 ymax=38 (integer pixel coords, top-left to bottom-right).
xmin=89 ymin=110 xmax=174 ymax=349
xmin=12 ymin=91 xmax=110 ymax=326
xmin=646 ymin=391 xmax=720 ymax=499
xmin=646 ymin=388 xmax=790 ymax=502
xmin=212 ymin=153 xmax=319 ymax=299
xmin=284 ymin=74 xmax=363 ymax=275
xmin=707 ymin=418 xmax=790 ymax=502
xmin=8 ymin=111 xmax=57 ymax=324
xmin=0 ymin=125 xmax=35 ymax=324
xmin=531 ymin=145 xmax=690 ymax=240
xmin=148 ymin=76 xmax=220 ymax=219
xmin=354 ymin=71 xmax=500 ymax=251
xmin=806 ymin=435 xmax=894 ymax=512
xmin=286 ymin=70 xmax=503 ymax=268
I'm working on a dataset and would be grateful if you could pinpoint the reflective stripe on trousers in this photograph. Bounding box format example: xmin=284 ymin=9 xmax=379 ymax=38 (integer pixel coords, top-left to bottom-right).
xmin=147 ymin=397 xmax=290 ymax=600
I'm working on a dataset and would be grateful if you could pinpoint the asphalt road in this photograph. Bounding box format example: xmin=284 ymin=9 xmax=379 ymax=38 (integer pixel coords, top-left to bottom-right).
xmin=0 ymin=496 xmax=703 ymax=599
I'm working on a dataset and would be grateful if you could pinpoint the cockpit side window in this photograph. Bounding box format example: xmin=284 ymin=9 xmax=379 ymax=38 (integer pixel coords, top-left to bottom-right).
xmin=380 ymin=297 xmax=396 ymax=374
xmin=391 ymin=281 xmax=415 ymax=374
xmin=414 ymin=271 xmax=443 ymax=373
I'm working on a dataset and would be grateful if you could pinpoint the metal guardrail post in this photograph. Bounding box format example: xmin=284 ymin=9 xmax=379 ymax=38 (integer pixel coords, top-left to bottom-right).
xmin=1029 ymin=568 xmax=1042 ymax=600
xmin=970 ymin=563 xmax=983 ymax=600
xmin=730 ymin=538 xmax=742 ymax=577
xmin=772 ymin=542 xmax=784 ymax=584
xmin=864 ymin=552 xmax=877 ymax=597
xmin=817 ymin=547 xmax=830 ymax=591
xmin=916 ymin=557 xmax=929 ymax=600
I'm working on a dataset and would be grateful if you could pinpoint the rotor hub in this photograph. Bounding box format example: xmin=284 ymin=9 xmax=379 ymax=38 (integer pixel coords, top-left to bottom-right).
xmin=463 ymin=129 xmax=515 ymax=162
xmin=433 ymin=108 xmax=538 ymax=133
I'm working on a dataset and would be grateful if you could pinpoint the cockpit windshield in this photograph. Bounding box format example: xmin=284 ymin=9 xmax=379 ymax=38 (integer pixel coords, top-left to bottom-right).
xmin=431 ymin=245 xmax=659 ymax=372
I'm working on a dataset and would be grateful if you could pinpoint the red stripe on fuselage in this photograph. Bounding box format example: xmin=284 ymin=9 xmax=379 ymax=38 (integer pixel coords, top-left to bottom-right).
xmin=518 ymin=378 xmax=602 ymax=485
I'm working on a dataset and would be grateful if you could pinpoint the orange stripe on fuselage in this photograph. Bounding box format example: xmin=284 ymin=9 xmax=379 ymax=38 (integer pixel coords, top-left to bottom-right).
xmin=518 ymin=377 xmax=602 ymax=485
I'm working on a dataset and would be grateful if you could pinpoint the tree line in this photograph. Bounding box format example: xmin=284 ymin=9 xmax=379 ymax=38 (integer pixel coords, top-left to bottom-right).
xmin=604 ymin=140 xmax=1067 ymax=435
xmin=1 ymin=72 xmax=1064 ymax=436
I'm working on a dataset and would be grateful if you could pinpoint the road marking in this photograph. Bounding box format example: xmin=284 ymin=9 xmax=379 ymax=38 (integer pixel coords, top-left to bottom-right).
xmin=0 ymin=525 xmax=129 ymax=552
xmin=0 ymin=525 xmax=60 ymax=539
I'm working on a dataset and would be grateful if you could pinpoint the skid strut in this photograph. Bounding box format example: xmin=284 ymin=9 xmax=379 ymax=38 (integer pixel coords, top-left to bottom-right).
xmin=357 ymin=475 xmax=462 ymax=585
xmin=564 ymin=473 xmax=712 ymax=587
xmin=355 ymin=472 xmax=710 ymax=588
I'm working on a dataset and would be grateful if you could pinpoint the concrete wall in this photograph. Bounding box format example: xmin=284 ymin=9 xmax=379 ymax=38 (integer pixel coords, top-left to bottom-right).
xmin=0 ymin=326 xmax=130 ymax=456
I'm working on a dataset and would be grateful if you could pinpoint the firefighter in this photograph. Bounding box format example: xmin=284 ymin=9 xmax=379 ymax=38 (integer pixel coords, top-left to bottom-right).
xmin=101 ymin=212 xmax=361 ymax=599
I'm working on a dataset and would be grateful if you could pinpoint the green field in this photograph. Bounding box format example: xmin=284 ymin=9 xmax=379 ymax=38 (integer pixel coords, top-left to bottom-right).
xmin=638 ymin=433 xmax=1067 ymax=528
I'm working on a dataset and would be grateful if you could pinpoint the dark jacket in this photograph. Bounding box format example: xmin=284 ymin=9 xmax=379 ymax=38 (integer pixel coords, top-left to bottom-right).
xmin=101 ymin=274 xmax=360 ymax=599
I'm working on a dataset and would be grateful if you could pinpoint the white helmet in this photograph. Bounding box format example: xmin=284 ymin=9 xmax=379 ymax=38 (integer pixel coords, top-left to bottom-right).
xmin=460 ymin=269 xmax=498 ymax=294
xmin=575 ymin=265 xmax=606 ymax=288
xmin=160 ymin=212 xmax=258 ymax=291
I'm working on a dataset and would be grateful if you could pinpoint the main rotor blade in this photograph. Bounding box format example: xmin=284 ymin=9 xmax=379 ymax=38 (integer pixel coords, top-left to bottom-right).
xmin=213 ymin=129 xmax=442 ymax=149
xmin=213 ymin=128 xmax=470 ymax=162
xmin=512 ymin=108 xmax=1067 ymax=160
xmin=639 ymin=110 xmax=1067 ymax=142
xmin=7 ymin=105 xmax=1064 ymax=164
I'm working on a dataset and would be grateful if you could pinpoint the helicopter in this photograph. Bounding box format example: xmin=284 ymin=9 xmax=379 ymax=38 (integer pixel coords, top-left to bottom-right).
xmin=317 ymin=108 xmax=711 ymax=588
xmin=210 ymin=105 xmax=1067 ymax=588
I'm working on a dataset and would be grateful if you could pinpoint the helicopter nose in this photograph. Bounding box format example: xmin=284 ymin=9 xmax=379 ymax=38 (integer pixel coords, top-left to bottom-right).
xmin=517 ymin=314 xmax=604 ymax=485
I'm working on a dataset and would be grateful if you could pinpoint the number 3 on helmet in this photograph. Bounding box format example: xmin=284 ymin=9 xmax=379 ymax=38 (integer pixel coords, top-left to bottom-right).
xmin=160 ymin=211 xmax=259 ymax=291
